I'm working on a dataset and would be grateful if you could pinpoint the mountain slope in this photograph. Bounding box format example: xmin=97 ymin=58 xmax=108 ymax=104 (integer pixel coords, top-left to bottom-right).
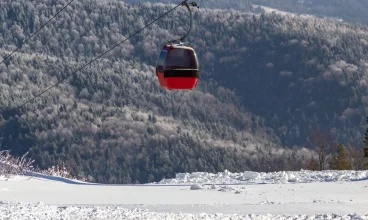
xmin=1 ymin=48 xmax=295 ymax=183
xmin=193 ymin=11 xmax=368 ymax=146
xmin=0 ymin=0 xmax=310 ymax=183
xmin=252 ymin=0 xmax=368 ymax=25
xmin=122 ymin=0 xmax=257 ymax=12
xmin=1 ymin=0 xmax=367 ymax=183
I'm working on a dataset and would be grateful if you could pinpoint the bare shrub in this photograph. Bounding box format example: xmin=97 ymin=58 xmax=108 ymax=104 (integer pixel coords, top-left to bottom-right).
xmin=42 ymin=162 xmax=72 ymax=179
xmin=0 ymin=151 xmax=34 ymax=178
xmin=1 ymin=151 xmax=75 ymax=180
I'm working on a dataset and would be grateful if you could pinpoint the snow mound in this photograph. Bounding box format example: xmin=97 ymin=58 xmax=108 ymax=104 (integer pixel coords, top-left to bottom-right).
xmin=157 ymin=170 xmax=368 ymax=184
xmin=190 ymin=184 xmax=204 ymax=190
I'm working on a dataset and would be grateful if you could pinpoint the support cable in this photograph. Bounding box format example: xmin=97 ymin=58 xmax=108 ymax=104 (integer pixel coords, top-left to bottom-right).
xmin=16 ymin=1 xmax=184 ymax=109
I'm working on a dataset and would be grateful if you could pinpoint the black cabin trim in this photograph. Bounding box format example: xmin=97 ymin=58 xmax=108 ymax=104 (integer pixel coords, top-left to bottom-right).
xmin=164 ymin=69 xmax=199 ymax=78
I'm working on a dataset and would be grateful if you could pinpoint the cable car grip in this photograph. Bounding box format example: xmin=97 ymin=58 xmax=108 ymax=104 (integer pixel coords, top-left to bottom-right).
xmin=168 ymin=0 xmax=198 ymax=44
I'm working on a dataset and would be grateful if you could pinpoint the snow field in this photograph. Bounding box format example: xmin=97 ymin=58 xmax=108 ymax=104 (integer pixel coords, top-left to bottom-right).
xmin=1 ymin=202 xmax=367 ymax=220
xmin=1 ymin=170 xmax=368 ymax=219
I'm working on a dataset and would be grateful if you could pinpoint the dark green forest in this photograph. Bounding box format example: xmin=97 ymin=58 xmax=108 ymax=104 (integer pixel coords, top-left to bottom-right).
xmin=0 ymin=0 xmax=367 ymax=183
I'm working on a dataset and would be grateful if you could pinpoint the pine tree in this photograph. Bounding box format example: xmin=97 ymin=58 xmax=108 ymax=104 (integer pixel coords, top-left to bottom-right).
xmin=363 ymin=117 xmax=368 ymax=169
xmin=329 ymin=144 xmax=350 ymax=170
xmin=364 ymin=117 xmax=368 ymax=148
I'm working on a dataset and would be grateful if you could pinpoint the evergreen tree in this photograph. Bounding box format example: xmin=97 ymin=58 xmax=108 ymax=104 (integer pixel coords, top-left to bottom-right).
xmin=329 ymin=144 xmax=350 ymax=170
xmin=363 ymin=117 xmax=368 ymax=149
xmin=363 ymin=117 xmax=368 ymax=169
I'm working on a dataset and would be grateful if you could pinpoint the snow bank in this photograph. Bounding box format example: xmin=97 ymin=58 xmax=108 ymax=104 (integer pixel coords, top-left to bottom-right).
xmin=157 ymin=170 xmax=368 ymax=184
xmin=0 ymin=202 xmax=367 ymax=220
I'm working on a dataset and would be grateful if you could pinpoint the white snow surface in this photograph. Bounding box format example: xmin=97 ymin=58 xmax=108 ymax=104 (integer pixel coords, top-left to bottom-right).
xmin=1 ymin=170 xmax=368 ymax=219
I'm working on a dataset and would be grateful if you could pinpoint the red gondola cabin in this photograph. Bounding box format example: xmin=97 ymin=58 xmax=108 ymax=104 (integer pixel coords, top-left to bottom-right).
xmin=156 ymin=44 xmax=199 ymax=90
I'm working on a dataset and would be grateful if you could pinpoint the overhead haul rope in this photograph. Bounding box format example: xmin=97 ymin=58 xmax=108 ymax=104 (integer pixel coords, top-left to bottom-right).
xmin=16 ymin=1 xmax=185 ymax=109
xmin=0 ymin=0 xmax=76 ymax=66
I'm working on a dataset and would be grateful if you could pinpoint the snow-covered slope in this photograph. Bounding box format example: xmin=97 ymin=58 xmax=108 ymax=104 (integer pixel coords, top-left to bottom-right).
xmin=1 ymin=170 xmax=368 ymax=219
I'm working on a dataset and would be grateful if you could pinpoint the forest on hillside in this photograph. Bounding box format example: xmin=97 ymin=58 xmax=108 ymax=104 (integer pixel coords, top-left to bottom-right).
xmin=124 ymin=0 xmax=368 ymax=25
xmin=251 ymin=0 xmax=368 ymax=25
xmin=0 ymin=0 xmax=367 ymax=183
xmin=122 ymin=0 xmax=260 ymax=13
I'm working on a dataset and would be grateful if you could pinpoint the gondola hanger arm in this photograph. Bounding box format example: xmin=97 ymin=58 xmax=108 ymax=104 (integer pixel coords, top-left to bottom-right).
xmin=172 ymin=1 xmax=198 ymax=43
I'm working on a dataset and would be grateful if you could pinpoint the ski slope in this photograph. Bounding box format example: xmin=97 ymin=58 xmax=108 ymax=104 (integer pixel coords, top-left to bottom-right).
xmin=1 ymin=170 xmax=368 ymax=219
